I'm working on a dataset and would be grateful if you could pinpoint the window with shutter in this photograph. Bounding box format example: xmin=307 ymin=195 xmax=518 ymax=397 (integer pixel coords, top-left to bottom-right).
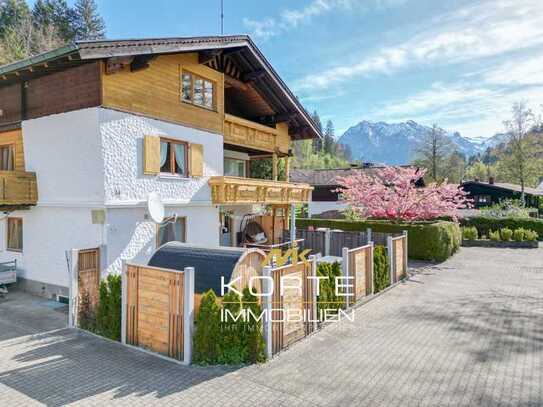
xmin=189 ymin=143 xmax=204 ymax=177
xmin=7 ymin=217 xmax=22 ymax=251
xmin=143 ymin=135 xmax=161 ymax=174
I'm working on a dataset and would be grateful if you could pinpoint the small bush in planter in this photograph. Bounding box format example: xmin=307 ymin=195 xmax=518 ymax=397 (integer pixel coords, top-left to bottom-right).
xmin=500 ymin=227 xmax=513 ymax=241
xmin=525 ymin=230 xmax=539 ymax=241
xmin=513 ymin=228 xmax=526 ymax=242
xmin=489 ymin=230 xmax=501 ymax=241
xmin=462 ymin=226 xmax=478 ymax=240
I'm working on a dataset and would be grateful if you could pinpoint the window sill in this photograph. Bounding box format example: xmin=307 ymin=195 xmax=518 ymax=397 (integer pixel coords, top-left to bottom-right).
xmin=158 ymin=173 xmax=190 ymax=180
xmin=181 ymin=100 xmax=217 ymax=113
xmin=6 ymin=248 xmax=22 ymax=253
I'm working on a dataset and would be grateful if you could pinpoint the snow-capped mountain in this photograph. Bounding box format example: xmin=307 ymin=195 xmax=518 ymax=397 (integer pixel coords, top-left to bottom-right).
xmin=338 ymin=120 xmax=506 ymax=165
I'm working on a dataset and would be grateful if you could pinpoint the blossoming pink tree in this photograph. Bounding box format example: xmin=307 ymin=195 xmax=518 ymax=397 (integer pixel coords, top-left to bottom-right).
xmin=336 ymin=166 xmax=471 ymax=221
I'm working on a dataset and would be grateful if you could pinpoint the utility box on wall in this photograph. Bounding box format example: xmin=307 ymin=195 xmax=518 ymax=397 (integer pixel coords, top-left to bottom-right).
xmin=91 ymin=209 xmax=106 ymax=224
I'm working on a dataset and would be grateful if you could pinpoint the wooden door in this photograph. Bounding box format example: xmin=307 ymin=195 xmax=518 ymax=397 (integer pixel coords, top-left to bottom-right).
xmin=78 ymin=248 xmax=100 ymax=311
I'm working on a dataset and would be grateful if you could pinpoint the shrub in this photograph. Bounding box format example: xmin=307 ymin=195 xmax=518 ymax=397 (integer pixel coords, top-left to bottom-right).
xmin=462 ymin=226 xmax=478 ymax=240
xmin=460 ymin=217 xmax=543 ymax=241
xmin=297 ymin=218 xmax=461 ymax=262
xmin=373 ymin=245 xmax=389 ymax=293
xmin=193 ymin=290 xmax=222 ymax=364
xmin=78 ymin=290 xmax=96 ymax=332
xmin=95 ymin=274 xmax=121 ymax=341
xmin=513 ymin=228 xmax=526 ymax=242
xmin=489 ymin=230 xmax=501 ymax=241
xmin=195 ymin=288 xmax=266 ymax=365
xmin=241 ymin=288 xmax=266 ymax=364
xmin=316 ymin=261 xmax=344 ymax=318
xmin=525 ymin=230 xmax=539 ymax=241
xmin=500 ymin=227 xmax=513 ymax=241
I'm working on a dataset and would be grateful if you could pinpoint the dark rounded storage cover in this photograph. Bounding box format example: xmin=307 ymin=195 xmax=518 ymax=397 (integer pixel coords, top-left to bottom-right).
xmin=148 ymin=242 xmax=245 ymax=296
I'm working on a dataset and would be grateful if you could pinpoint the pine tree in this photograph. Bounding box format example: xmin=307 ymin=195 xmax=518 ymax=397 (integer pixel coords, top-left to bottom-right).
xmin=323 ymin=120 xmax=336 ymax=155
xmin=73 ymin=0 xmax=104 ymax=40
xmin=311 ymin=110 xmax=323 ymax=152
xmin=0 ymin=0 xmax=29 ymax=38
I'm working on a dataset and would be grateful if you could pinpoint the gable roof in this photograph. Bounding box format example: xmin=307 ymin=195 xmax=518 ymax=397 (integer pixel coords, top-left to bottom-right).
xmin=461 ymin=181 xmax=543 ymax=196
xmin=0 ymin=35 xmax=321 ymax=140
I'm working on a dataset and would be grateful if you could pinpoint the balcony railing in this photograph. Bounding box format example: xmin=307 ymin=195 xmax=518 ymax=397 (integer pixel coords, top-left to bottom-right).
xmin=223 ymin=114 xmax=289 ymax=155
xmin=0 ymin=171 xmax=38 ymax=207
xmin=208 ymin=176 xmax=312 ymax=205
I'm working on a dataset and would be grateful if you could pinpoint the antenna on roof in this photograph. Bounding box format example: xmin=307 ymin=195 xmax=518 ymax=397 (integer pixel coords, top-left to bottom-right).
xmin=220 ymin=0 xmax=224 ymax=35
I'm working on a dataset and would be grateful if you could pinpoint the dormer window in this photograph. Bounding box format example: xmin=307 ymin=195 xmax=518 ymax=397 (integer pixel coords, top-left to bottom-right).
xmin=181 ymin=71 xmax=215 ymax=110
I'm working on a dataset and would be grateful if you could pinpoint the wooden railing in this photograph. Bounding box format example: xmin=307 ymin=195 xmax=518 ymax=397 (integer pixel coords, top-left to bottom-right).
xmin=0 ymin=171 xmax=38 ymax=207
xmin=208 ymin=176 xmax=312 ymax=205
xmin=223 ymin=114 xmax=289 ymax=155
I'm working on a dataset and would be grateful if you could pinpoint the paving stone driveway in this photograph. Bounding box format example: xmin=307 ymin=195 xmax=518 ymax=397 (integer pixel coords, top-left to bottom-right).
xmin=1 ymin=247 xmax=543 ymax=406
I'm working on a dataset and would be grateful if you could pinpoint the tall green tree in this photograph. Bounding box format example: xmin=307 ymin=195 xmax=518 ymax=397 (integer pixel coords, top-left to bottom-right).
xmin=323 ymin=120 xmax=336 ymax=155
xmin=498 ymin=101 xmax=541 ymax=203
xmin=311 ymin=110 xmax=322 ymax=153
xmin=73 ymin=0 xmax=104 ymax=40
xmin=414 ymin=124 xmax=453 ymax=182
xmin=0 ymin=0 xmax=29 ymax=37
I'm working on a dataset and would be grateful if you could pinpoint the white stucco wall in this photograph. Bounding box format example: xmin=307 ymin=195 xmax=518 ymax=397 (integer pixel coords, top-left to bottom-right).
xmin=104 ymin=205 xmax=219 ymax=275
xmin=23 ymin=108 xmax=104 ymax=205
xmin=99 ymin=108 xmax=222 ymax=205
xmin=0 ymin=207 xmax=102 ymax=289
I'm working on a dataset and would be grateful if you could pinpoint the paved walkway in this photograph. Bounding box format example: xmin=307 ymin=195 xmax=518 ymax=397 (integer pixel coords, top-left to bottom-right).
xmin=1 ymin=247 xmax=543 ymax=406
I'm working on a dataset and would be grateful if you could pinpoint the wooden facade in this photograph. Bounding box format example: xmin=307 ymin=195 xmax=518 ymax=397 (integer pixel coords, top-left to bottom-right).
xmin=0 ymin=129 xmax=26 ymax=171
xmin=0 ymin=171 xmax=38 ymax=207
xmin=209 ymin=176 xmax=312 ymax=205
xmin=102 ymin=53 xmax=225 ymax=135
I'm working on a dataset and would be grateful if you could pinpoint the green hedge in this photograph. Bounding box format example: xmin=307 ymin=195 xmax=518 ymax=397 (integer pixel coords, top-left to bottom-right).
xmin=297 ymin=218 xmax=461 ymax=262
xmin=460 ymin=217 xmax=543 ymax=240
xmin=373 ymin=245 xmax=389 ymax=292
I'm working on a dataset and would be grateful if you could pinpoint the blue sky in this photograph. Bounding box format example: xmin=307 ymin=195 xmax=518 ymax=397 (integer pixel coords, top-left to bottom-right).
xmin=92 ymin=0 xmax=542 ymax=139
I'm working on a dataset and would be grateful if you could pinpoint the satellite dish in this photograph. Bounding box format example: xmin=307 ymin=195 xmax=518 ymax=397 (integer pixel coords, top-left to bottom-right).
xmin=147 ymin=192 xmax=165 ymax=224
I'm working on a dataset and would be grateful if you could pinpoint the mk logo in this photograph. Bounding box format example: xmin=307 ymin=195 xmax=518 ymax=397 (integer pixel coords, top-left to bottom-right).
xmin=261 ymin=248 xmax=312 ymax=267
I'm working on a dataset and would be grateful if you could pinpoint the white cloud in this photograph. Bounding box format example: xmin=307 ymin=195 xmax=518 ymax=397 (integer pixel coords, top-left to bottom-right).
xmin=367 ymin=81 xmax=543 ymax=138
xmin=244 ymin=0 xmax=405 ymax=39
xmin=482 ymin=53 xmax=543 ymax=86
xmin=295 ymin=0 xmax=543 ymax=90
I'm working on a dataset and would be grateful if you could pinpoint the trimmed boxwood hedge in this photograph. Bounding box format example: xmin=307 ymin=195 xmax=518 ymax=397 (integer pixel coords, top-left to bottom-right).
xmin=297 ymin=218 xmax=461 ymax=262
xmin=459 ymin=217 xmax=543 ymax=240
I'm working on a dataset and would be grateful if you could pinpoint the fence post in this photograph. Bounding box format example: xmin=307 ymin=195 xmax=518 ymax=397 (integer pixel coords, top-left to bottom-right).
xmin=403 ymin=230 xmax=408 ymax=278
xmin=290 ymin=203 xmax=296 ymax=243
xmin=67 ymin=249 xmax=79 ymax=328
xmin=366 ymin=228 xmax=372 ymax=244
xmin=342 ymin=247 xmax=350 ymax=307
xmin=324 ymin=228 xmax=331 ymax=256
xmin=262 ymin=265 xmax=273 ymax=360
xmin=183 ymin=267 xmax=195 ymax=365
xmin=387 ymin=236 xmax=394 ymax=285
xmin=309 ymin=255 xmax=318 ymax=332
xmin=121 ymin=261 xmax=127 ymax=344
xmin=369 ymin=241 xmax=375 ymax=294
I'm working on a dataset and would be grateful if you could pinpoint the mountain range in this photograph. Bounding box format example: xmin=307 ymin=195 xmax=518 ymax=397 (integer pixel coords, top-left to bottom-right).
xmin=338 ymin=120 xmax=508 ymax=165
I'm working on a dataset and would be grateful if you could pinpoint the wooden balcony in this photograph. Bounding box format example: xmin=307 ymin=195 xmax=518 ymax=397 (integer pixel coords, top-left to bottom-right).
xmin=223 ymin=114 xmax=290 ymax=155
xmin=0 ymin=171 xmax=38 ymax=207
xmin=209 ymin=176 xmax=312 ymax=205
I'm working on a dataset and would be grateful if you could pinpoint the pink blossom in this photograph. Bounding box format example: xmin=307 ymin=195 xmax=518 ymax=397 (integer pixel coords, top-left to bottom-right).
xmin=336 ymin=167 xmax=472 ymax=222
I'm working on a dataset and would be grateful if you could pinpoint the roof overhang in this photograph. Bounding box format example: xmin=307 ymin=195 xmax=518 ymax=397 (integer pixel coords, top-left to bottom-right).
xmin=0 ymin=35 xmax=322 ymax=140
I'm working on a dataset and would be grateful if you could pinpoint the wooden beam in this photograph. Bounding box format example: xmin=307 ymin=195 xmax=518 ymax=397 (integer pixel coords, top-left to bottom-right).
xmin=272 ymin=152 xmax=278 ymax=181
xmin=198 ymin=50 xmax=222 ymax=65
xmin=224 ymin=74 xmax=248 ymax=91
xmin=106 ymin=56 xmax=134 ymax=75
xmin=242 ymin=69 xmax=266 ymax=83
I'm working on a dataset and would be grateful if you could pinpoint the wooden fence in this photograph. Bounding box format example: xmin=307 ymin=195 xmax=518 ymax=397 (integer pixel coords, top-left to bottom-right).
xmin=342 ymin=243 xmax=374 ymax=306
xmin=262 ymin=257 xmax=317 ymax=357
xmin=387 ymin=232 xmax=408 ymax=284
xmin=122 ymin=263 xmax=194 ymax=364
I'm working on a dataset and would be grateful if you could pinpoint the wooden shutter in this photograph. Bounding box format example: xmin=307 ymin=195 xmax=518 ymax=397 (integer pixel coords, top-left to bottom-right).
xmin=189 ymin=143 xmax=204 ymax=177
xmin=143 ymin=135 xmax=161 ymax=175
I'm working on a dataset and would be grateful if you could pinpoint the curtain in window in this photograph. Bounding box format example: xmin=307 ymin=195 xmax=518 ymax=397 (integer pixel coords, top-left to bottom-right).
xmin=160 ymin=141 xmax=168 ymax=168
xmin=0 ymin=146 xmax=14 ymax=171
xmin=174 ymin=144 xmax=186 ymax=175
xmin=7 ymin=219 xmax=22 ymax=250
xmin=158 ymin=219 xmax=186 ymax=246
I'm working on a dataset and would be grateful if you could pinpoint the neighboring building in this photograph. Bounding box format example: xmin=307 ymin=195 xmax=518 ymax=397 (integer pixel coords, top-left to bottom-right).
xmin=461 ymin=178 xmax=543 ymax=208
xmin=0 ymin=36 xmax=319 ymax=298
xmin=291 ymin=165 xmax=425 ymax=217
